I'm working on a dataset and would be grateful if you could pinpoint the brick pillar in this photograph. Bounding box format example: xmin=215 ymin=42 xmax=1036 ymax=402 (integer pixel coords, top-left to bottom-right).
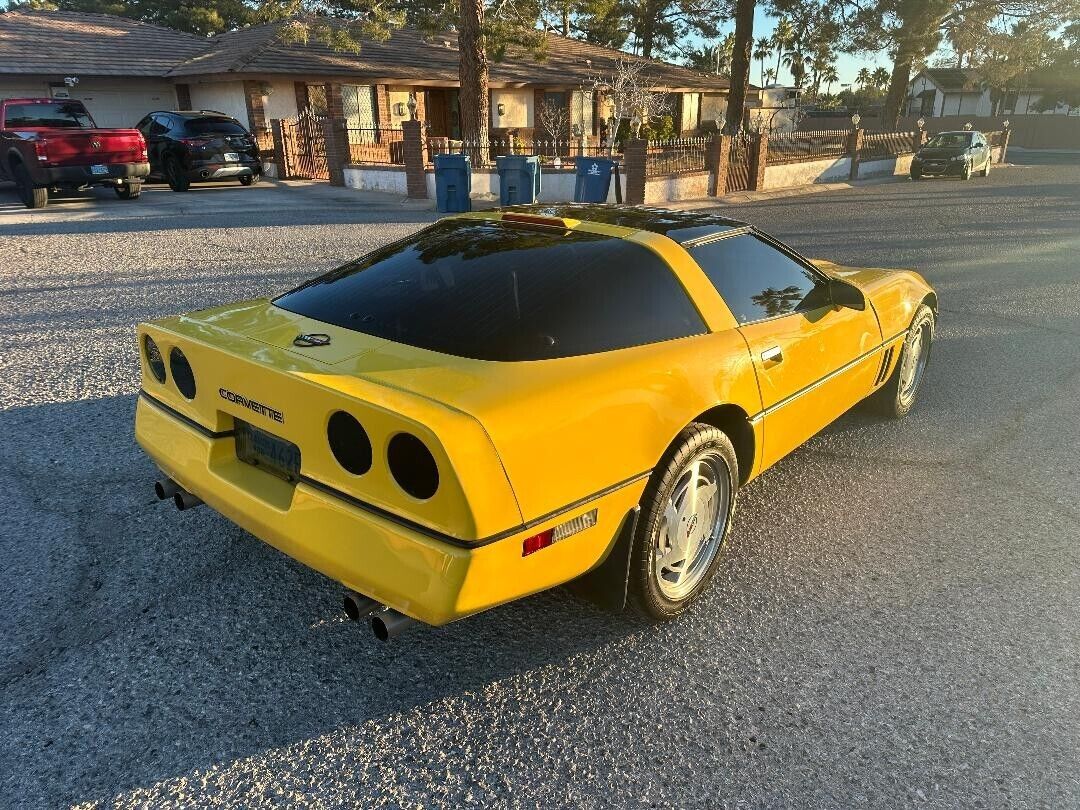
xmin=270 ymin=118 xmax=288 ymax=179
xmin=1000 ymin=126 xmax=1011 ymax=162
xmin=847 ymin=127 xmax=864 ymax=181
xmin=402 ymin=119 xmax=428 ymax=199
xmin=327 ymin=83 xmax=345 ymax=120
xmin=242 ymin=80 xmax=268 ymax=133
xmin=707 ymin=133 xmax=730 ymax=197
xmin=623 ymin=138 xmax=647 ymax=205
xmin=375 ymin=84 xmax=392 ymax=130
xmin=749 ymin=132 xmax=768 ymax=191
xmin=323 ymin=118 xmax=348 ymax=186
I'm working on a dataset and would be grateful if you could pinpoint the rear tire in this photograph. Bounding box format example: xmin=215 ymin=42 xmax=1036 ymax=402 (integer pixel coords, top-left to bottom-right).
xmin=165 ymin=156 xmax=190 ymax=192
xmin=909 ymin=170 xmax=922 ymax=181
xmin=114 ymin=182 xmax=141 ymax=200
xmin=870 ymin=304 xmax=935 ymax=420
xmin=239 ymin=173 xmax=259 ymax=186
xmin=628 ymin=423 xmax=739 ymax=621
xmin=12 ymin=162 xmax=47 ymax=209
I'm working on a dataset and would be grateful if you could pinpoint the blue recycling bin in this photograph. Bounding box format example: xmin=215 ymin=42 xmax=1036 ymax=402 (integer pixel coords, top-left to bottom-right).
xmin=434 ymin=153 xmax=472 ymax=213
xmin=574 ymin=156 xmax=616 ymax=203
xmin=496 ymin=155 xmax=541 ymax=205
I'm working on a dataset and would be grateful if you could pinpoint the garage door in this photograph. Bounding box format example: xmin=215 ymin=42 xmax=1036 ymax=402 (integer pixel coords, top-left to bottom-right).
xmin=71 ymin=85 xmax=178 ymax=128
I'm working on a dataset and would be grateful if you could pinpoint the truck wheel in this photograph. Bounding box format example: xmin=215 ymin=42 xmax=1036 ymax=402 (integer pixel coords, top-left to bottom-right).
xmin=628 ymin=423 xmax=738 ymax=621
xmin=165 ymin=157 xmax=190 ymax=192
xmin=239 ymin=173 xmax=259 ymax=186
xmin=115 ymin=182 xmax=142 ymax=200
xmin=12 ymin=162 xmax=48 ymax=209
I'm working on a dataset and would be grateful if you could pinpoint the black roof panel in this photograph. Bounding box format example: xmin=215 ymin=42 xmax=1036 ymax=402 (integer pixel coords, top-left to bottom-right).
xmin=499 ymin=204 xmax=747 ymax=244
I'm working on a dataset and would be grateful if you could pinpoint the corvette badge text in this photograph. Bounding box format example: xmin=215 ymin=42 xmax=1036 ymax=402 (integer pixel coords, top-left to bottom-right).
xmin=219 ymin=388 xmax=285 ymax=424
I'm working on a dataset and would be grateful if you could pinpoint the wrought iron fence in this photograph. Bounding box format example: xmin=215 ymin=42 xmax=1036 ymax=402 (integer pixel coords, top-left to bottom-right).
xmin=426 ymin=136 xmax=621 ymax=166
xmin=345 ymin=127 xmax=405 ymax=165
xmin=766 ymin=129 xmax=850 ymax=164
xmin=645 ymin=137 xmax=710 ymax=177
xmin=860 ymin=130 xmax=917 ymax=160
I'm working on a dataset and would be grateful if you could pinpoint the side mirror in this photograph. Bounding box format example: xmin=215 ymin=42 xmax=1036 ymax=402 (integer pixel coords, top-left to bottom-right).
xmin=830 ymin=278 xmax=866 ymax=311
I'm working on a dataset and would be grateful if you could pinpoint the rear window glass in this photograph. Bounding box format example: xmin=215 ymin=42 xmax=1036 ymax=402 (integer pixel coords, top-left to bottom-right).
xmin=183 ymin=117 xmax=248 ymax=135
xmin=274 ymin=220 xmax=706 ymax=361
xmin=4 ymin=102 xmax=94 ymax=128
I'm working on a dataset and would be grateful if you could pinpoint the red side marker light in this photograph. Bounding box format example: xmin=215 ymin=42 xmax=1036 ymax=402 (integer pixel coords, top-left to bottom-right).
xmin=522 ymin=529 xmax=554 ymax=557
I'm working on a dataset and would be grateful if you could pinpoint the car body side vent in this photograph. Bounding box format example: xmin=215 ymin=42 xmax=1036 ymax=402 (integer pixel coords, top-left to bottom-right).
xmin=875 ymin=347 xmax=895 ymax=386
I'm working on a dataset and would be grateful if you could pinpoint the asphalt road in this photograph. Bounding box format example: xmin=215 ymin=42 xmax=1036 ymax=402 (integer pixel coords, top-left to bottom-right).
xmin=1 ymin=160 xmax=1078 ymax=808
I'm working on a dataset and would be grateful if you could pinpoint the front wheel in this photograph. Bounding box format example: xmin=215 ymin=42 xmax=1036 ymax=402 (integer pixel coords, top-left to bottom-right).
xmin=239 ymin=173 xmax=259 ymax=186
xmin=960 ymin=161 xmax=972 ymax=180
xmin=628 ymin=424 xmax=738 ymax=620
xmin=909 ymin=170 xmax=922 ymax=181
xmin=870 ymin=304 xmax=935 ymax=419
xmin=12 ymin=162 xmax=48 ymax=209
xmin=980 ymin=156 xmax=991 ymax=177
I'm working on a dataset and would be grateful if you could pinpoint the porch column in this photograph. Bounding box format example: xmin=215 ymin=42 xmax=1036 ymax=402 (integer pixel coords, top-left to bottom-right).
xmin=242 ymin=80 xmax=268 ymax=134
xmin=323 ymin=118 xmax=348 ymax=187
xmin=270 ymin=118 xmax=288 ymax=179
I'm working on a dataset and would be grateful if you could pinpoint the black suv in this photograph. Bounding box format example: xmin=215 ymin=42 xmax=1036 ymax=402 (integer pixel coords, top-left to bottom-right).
xmin=135 ymin=111 xmax=261 ymax=191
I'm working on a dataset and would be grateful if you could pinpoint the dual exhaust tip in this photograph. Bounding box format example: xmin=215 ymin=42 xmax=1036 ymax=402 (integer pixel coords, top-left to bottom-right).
xmin=155 ymin=478 xmax=415 ymax=641
xmin=155 ymin=478 xmax=203 ymax=511
xmin=343 ymin=591 xmax=416 ymax=641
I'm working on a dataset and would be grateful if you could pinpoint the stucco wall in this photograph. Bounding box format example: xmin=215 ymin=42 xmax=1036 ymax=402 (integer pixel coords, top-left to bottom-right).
xmin=858 ymin=154 xmax=914 ymax=179
xmin=645 ymin=171 xmax=710 ymax=204
xmin=491 ymin=89 xmax=533 ymax=129
xmin=763 ymin=156 xmax=851 ymax=188
xmin=188 ymin=81 xmax=248 ymax=127
xmin=262 ymin=80 xmax=298 ymax=121
xmin=344 ymin=165 xmax=408 ymax=195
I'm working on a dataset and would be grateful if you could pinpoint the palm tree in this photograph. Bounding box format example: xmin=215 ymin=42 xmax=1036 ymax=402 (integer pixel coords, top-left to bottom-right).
xmin=821 ymin=65 xmax=840 ymax=95
xmin=782 ymin=48 xmax=810 ymax=89
xmin=753 ymin=37 xmax=772 ymax=87
xmin=764 ymin=67 xmax=777 ymax=86
xmin=856 ymin=66 xmax=872 ymax=88
xmin=872 ymin=66 xmax=891 ymax=89
xmin=770 ymin=18 xmax=794 ymax=83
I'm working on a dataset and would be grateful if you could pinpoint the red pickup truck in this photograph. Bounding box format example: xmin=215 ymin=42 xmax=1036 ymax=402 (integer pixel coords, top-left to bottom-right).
xmin=0 ymin=98 xmax=149 ymax=209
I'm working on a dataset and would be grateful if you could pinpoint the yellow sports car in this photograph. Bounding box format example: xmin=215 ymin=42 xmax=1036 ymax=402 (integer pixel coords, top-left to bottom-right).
xmin=135 ymin=205 xmax=936 ymax=639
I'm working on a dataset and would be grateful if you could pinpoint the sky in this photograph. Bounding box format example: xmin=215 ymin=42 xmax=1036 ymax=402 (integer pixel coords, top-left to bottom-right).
xmin=693 ymin=8 xmax=890 ymax=88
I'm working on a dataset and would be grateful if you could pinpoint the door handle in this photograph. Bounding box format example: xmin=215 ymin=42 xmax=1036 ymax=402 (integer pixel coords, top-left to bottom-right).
xmin=761 ymin=346 xmax=783 ymax=364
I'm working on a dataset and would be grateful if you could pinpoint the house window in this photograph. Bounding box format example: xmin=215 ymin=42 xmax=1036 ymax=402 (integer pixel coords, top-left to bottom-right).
xmin=571 ymin=90 xmax=594 ymax=135
xmin=342 ymin=85 xmax=377 ymax=142
xmin=306 ymin=84 xmax=328 ymax=117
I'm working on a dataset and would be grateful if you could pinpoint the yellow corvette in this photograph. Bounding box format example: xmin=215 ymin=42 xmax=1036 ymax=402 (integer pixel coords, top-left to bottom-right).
xmin=135 ymin=205 xmax=936 ymax=639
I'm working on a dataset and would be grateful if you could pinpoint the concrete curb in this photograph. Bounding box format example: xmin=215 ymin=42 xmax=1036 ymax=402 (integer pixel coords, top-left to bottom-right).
xmin=664 ymin=173 xmax=912 ymax=210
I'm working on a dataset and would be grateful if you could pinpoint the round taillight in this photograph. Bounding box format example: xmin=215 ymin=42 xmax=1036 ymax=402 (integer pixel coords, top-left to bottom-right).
xmin=169 ymin=347 xmax=196 ymax=399
xmin=327 ymin=411 xmax=372 ymax=475
xmin=387 ymin=433 xmax=439 ymax=500
xmin=144 ymin=334 xmax=166 ymax=383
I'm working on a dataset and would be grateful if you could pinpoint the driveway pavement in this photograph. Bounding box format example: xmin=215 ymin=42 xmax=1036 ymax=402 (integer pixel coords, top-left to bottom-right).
xmin=1 ymin=157 xmax=1078 ymax=808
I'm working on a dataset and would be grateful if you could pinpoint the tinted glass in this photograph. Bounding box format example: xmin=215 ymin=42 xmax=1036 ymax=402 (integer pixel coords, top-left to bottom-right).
xmin=4 ymin=102 xmax=94 ymax=128
xmin=925 ymin=132 xmax=972 ymax=148
xmin=182 ymin=116 xmax=248 ymax=135
xmin=275 ymin=220 xmax=705 ymax=361
xmin=690 ymin=235 xmax=828 ymax=324
xmin=501 ymin=204 xmax=746 ymax=243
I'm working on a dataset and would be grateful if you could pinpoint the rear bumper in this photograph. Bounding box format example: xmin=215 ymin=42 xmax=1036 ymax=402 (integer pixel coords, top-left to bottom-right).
xmin=185 ymin=159 xmax=260 ymax=181
xmin=36 ymin=162 xmax=149 ymax=186
xmin=135 ymin=393 xmax=644 ymax=625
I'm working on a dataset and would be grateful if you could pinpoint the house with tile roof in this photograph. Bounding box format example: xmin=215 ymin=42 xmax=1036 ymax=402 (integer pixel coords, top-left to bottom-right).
xmin=0 ymin=9 xmax=747 ymax=142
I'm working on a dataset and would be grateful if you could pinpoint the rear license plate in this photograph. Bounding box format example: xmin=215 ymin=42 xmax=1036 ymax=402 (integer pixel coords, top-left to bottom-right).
xmin=224 ymin=152 xmax=240 ymax=162
xmin=235 ymin=420 xmax=301 ymax=482
xmin=90 ymin=164 xmax=108 ymax=175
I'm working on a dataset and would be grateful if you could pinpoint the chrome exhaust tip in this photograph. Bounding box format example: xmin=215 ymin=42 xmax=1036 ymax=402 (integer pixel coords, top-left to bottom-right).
xmin=154 ymin=478 xmax=179 ymax=501
xmin=342 ymin=592 xmax=382 ymax=622
xmin=371 ymin=609 xmax=415 ymax=641
xmin=173 ymin=489 xmax=203 ymax=511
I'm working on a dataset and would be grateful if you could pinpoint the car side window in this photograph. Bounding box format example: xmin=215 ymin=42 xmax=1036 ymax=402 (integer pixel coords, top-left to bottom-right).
xmin=148 ymin=115 xmax=170 ymax=136
xmin=135 ymin=115 xmax=152 ymax=135
xmin=689 ymin=234 xmax=830 ymax=324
